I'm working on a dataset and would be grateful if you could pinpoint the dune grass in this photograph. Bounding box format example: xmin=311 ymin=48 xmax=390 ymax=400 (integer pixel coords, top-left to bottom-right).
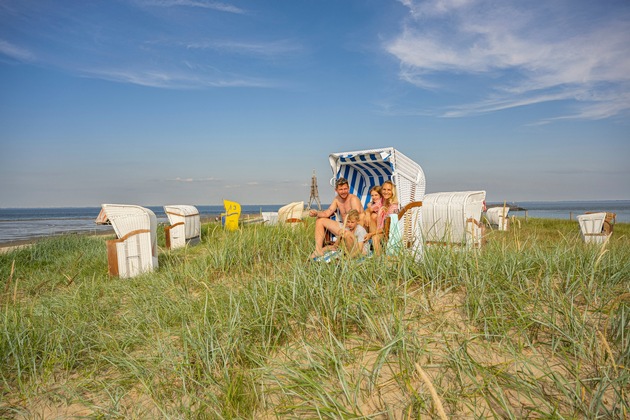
xmin=1 ymin=218 xmax=629 ymax=418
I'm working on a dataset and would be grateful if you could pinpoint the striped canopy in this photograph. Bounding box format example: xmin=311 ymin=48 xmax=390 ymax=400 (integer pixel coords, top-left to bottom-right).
xmin=328 ymin=147 xmax=426 ymax=209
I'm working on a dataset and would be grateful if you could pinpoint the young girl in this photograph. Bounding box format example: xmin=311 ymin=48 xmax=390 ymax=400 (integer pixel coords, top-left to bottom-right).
xmin=363 ymin=185 xmax=383 ymax=233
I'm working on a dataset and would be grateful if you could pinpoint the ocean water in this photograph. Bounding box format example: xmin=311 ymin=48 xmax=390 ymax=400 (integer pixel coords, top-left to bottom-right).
xmin=0 ymin=201 xmax=628 ymax=246
xmin=0 ymin=205 xmax=281 ymax=245
xmin=499 ymin=200 xmax=630 ymax=223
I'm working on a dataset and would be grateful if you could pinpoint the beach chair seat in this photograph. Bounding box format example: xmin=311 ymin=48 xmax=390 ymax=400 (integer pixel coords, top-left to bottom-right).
xmin=421 ymin=191 xmax=486 ymax=248
xmin=585 ymin=211 xmax=616 ymax=236
xmin=163 ymin=205 xmax=201 ymax=250
xmin=486 ymin=206 xmax=510 ymax=231
xmin=101 ymin=204 xmax=158 ymax=278
xmin=577 ymin=212 xmax=614 ymax=244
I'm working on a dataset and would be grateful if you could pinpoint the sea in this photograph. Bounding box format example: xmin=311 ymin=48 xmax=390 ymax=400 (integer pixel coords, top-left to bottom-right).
xmin=0 ymin=201 xmax=629 ymax=246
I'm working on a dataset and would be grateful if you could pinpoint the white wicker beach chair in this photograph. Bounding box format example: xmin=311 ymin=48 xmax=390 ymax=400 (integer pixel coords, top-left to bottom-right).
xmin=329 ymin=147 xmax=426 ymax=259
xmin=278 ymin=201 xmax=305 ymax=225
xmin=101 ymin=204 xmax=158 ymax=278
xmin=261 ymin=212 xmax=279 ymax=225
xmin=486 ymin=206 xmax=510 ymax=231
xmin=577 ymin=212 xmax=612 ymax=244
xmin=421 ymin=191 xmax=486 ymax=248
xmin=163 ymin=205 xmax=201 ymax=250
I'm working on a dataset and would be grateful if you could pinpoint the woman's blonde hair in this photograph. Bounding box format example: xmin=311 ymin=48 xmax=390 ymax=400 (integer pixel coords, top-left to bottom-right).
xmin=382 ymin=180 xmax=398 ymax=207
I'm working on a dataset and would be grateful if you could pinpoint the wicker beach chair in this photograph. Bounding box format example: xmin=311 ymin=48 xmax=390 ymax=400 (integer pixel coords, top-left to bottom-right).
xmin=420 ymin=191 xmax=487 ymax=248
xmin=222 ymin=200 xmax=241 ymax=231
xmin=486 ymin=205 xmax=510 ymax=231
xmin=101 ymin=204 xmax=158 ymax=278
xmin=577 ymin=212 xmax=615 ymax=244
xmin=261 ymin=212 xmax=279 ymax=225
xmin=163 ymin=205 xmax=201 ymax=250
xmin=329 ymin=147 xmax=426 ymax=259
xmin=278 ymin=201 xmax=305 ymax=225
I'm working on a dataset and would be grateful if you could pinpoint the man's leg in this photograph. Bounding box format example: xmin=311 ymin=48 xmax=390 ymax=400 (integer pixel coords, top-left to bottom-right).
xmin=313 ymin=218 xmax=343 ymax=257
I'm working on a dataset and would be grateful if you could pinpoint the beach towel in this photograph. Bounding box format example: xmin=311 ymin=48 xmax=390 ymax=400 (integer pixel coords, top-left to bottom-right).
xmin=386 ymin=214 xmax=403 ymax=256
xmin=312 ymin=249 xmax=341 ymax=263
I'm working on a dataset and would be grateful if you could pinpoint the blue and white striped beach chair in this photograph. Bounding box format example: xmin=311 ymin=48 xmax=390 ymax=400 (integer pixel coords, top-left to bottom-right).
xmin=328 ymin=147 xmax=426 ymax=259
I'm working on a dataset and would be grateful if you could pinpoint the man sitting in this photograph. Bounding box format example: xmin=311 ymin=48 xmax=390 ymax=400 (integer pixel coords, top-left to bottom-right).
xmin=309 ymin=177 xmax=363 ymax=258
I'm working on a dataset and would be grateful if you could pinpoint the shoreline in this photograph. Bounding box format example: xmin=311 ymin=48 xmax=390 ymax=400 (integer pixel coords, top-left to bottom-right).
xmin=0 ymin=215 xmax=266 ymax=253
xmin=0 ymin=230 xmax=117 ymax=254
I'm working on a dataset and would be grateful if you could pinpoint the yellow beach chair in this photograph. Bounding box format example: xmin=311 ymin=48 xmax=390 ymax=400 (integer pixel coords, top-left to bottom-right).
xmin=222 ymin=200 xmax=241 ymax=231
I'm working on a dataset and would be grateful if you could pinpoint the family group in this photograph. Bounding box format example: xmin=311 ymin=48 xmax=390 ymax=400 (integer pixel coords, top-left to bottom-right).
xmin=309 ymin=177 xmax=399 ymax=259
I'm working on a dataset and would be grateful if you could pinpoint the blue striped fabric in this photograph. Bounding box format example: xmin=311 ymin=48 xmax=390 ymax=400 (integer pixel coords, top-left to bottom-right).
xmin=336 ymin=152 xmax=394 ymax=209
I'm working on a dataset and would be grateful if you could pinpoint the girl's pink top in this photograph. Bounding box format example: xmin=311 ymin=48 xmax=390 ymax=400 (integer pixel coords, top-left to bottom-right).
xmin=369 ymin=198 xmax=383 ymax=214
xmin=377 ymin=202 xmax=399 ymax=230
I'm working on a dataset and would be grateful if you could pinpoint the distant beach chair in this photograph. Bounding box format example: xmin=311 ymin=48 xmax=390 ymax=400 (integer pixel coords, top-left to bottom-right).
xmin=278 ymin=201 xmax=305 ymax=226
xmin=577 ymin=212 xmax=616 ymax=244
xmin=329 ymin=147 xmax=426 ymax=259
xmin=163 ymin=205 xmax=201 ymax=250
xmin=486 ymin=206 xmax=510 ymax=231
xmin=222 ymin=200 xmax=241 ymax=231
xmin=420 ymin=191 xmax=487 ymax=248
xmin=101 ymin=204 xmax=158 ymax=278
xmin=261 ymin=212 xmax=279 ymax=225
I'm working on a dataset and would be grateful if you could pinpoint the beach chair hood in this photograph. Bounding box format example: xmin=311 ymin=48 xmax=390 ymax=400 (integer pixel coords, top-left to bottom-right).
xmin=278 ymin=201 xmax=305 ymax=223
xmin=328 ymin=147 xmax=426 ymax=209
xmin=164 ymin=205 xmax=201 ymax=249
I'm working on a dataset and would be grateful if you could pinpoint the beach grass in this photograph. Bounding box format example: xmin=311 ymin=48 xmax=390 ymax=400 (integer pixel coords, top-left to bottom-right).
xmin=1 ymin=218 xmax=629 ymax=418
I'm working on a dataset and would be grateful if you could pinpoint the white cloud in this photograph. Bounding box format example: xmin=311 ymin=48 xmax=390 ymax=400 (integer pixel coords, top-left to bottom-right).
xmin=387 ymin=0 xmax=630 ymax=120
xmin=0 ymin=39 xmax=34 ymax=62
xmin=139 ymin=0 xmax=245 ymax=14
xmin=185 ymin=39 xmax=302 ymax=58
xmin=171 ymin=177 xmax=220 ymax=182
xmin=80 ymin=67 xmax=275 ymax=89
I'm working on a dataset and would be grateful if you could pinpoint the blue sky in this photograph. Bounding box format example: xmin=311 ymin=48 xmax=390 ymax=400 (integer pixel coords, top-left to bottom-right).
xmin=1 ymin=0 xmax=629 ymax=208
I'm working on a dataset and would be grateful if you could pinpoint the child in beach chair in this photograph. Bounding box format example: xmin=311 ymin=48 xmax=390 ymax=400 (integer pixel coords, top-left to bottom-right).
xmin=311 ymin=210 xmax=370 ymax=261
xmin=362 ymin=185 xmax=383 ymax=234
